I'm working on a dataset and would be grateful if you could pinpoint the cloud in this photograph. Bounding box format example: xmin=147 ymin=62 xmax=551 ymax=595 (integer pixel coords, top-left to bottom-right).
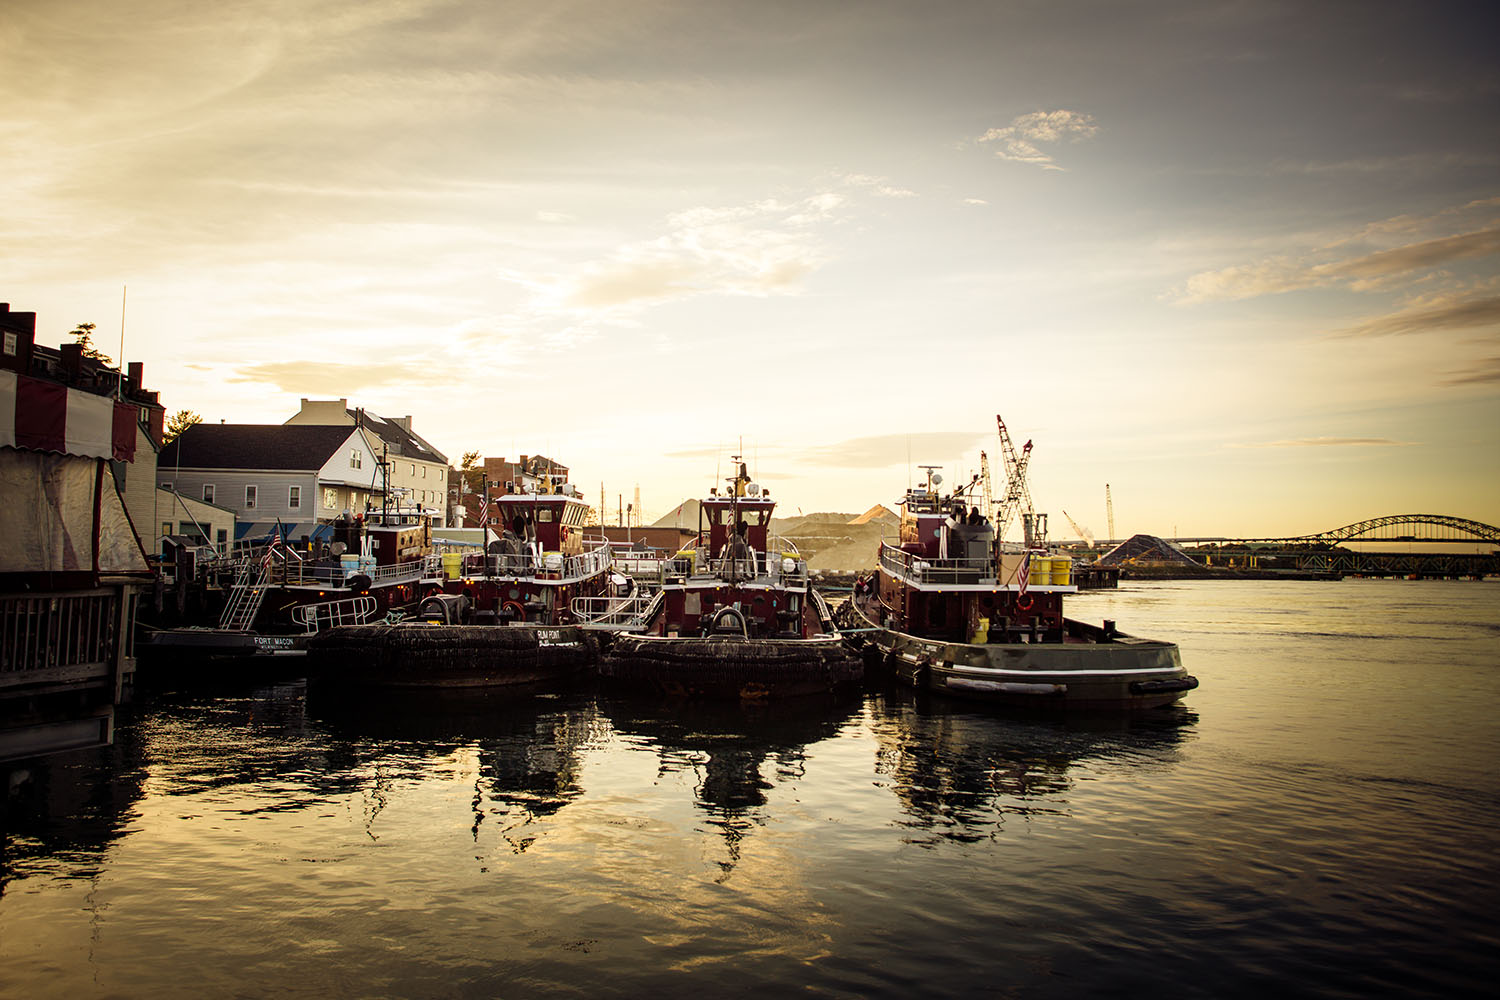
xmin=795 ymin=432 xmax=988 ymax=469
xmin=1331 ymin=228 xmax=1500 ymax=282
xmin=565 ymin=194 xmax=840 ymax=309
xmin=838 ymin=173 xmax=917 ymax=198
xmin=976 ymin=110 xmax=1098 ymax=170
xmin=1336 ymin=295 xmax=1500 ymax=338
xmin=1172 ymin=203 xmax=1500 ymax=305
xmin=1438 ymin=356 xmax=1500 ymax=386
xmin=228 ymin=360 xmax=432 ymax=394
xmin=1232 ymin=437 xmax=1415 ymax=449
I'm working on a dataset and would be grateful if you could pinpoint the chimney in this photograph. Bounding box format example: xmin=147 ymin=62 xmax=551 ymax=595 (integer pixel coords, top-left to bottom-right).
xmin=127 ymin=361 xmax=143 ymax=394
xmin=60 ymin=342 xmax=83 ymax=376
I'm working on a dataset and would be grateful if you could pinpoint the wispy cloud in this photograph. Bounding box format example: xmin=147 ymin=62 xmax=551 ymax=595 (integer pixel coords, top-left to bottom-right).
xmin=228 ymin=360 xmax=443 ymax=394
xmin=1171 ymin=200 xmax=1500 ymax=306
xmin=796 ymin=432 xmax=988 ymax=469
xmin=1336 ymin=295 xmax=1500 ymax=338
xmin=975 ymin=110 xmax=1098 ymax=171
xmin=838 ymin=173 xmax=917 ymax=198
xmin=1232 ymin=437 xmax=1415 ymax=449
xmin=1438 ymin=356 xmax=1500 ymax=386
xmin=565 ymin=194 xmax=842 ymax=309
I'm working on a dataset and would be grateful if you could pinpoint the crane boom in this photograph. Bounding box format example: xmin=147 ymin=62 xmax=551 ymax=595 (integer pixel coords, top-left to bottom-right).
xmin=1062 ymin=509 xmax=1094 ymax=546
xmin=979 ymin=450 xmax=995 ymax=521
xmin=994 ymin=414 xmax=1034 ymax=543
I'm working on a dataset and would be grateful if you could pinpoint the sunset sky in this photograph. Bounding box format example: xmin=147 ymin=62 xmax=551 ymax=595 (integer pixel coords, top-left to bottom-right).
xmin=6 ymin=0 xmax=1497 ymax=538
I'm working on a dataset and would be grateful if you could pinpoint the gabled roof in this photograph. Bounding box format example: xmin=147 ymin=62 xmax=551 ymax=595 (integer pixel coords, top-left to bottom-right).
xmin=354 ymin=410 xmax=447 ymax=465
xmin=159 ymin=424 xmax=360 ymax=471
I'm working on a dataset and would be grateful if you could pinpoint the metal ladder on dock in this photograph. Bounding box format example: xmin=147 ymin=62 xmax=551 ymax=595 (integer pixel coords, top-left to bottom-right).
xmin=219 ymin=559 xmax=272 ymax=631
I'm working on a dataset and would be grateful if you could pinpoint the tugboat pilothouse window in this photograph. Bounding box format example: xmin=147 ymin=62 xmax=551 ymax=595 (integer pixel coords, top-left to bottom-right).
xmin=717 ymin=510 xmax=766 ymax=526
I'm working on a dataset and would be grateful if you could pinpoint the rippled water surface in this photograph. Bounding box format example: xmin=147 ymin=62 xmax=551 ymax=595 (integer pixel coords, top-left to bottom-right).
xmin=3 ymin=580 xmax=1498 ymax=998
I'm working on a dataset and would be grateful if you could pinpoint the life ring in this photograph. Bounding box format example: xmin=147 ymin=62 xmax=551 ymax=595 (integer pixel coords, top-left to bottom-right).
xmin=1015 ymin=594 xmax=1034 ymax=612
xmin=501 ymin=599 xmax=526 ymax=622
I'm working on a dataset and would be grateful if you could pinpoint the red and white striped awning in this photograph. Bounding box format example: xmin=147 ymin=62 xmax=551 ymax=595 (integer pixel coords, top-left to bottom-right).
xmin=0 ymin=370 xmax=138 ymax=462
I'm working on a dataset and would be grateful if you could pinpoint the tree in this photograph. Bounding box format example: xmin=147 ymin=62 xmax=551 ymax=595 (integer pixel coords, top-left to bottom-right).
xmin=70 ymin=322 xmax=112 ymax=365
xmin=164 ymin=409 xmax=203 ymax=445
xmin=459 ymin=450 xmax=485 ymax=494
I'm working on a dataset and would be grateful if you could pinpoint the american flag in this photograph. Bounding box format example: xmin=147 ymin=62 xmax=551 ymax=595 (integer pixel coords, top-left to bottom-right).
xmin=261 ymin=525 xmax=281 ymax=568
xmin=476 ymin=496 xmax=489 ymax=526
xmin=1017 ymin=551 xmax=1030 ymax=595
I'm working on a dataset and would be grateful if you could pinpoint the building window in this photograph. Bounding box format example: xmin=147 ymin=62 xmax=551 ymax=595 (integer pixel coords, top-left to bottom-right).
xmin=410 ymin=463 xmax=415 ymax=476
xmin=350 ymin=450 xmax=362 ymax=470
xmin=160 ymin=521 xmax=172 ymax=537
xmin=421 ymin=466 xmax=427 ymax=478
xmin=324 ymin=487 xmax=338 ymax=509
xmin=3 ymin=332 xmax=16 ymax=355
xmin=217 ymin=529 xmax=228 ymax=550
xmin=245 ymin=485 xmax=257 ymax=510
xmin=202 ymin=484 xmax=215 ymax=504
xmin=289 ymin=485 xmax=302 ymax=510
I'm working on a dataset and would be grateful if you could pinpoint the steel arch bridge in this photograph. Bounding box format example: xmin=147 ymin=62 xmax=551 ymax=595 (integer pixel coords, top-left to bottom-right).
xmin=1304 ymin=514 xmax=1500 ymax=545
xmin=1177 ymin=514 xmax=1499 ymax=577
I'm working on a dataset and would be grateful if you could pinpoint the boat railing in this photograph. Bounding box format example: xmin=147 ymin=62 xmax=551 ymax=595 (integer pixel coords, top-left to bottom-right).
xmin=570 ymin=591 xmax=660 ymax=630
xmin=879 ymin=543 xmax=997 ymax=585
xmin=644 ymin=541 xmax=809 ymax=589
xmin=288 ymin=554 xmax=440 ymax=588
xmin=457 ymin=542 xmax=611 ymax=583
xmin=611 ymin=551 xmax=671 ymax=577
xmin=290 ymin=595 xmax=380 ymax=632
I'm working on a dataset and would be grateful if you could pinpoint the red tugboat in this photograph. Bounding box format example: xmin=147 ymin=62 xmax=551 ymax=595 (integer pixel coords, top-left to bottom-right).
xmin=141 ymin=511 xmax=439 ymax=665
xmin=308 ymin=477 xmax=612 ymax=689
xmin=598 ymin=460 xmax=860 ymax=699
xmin=844 ymin=459 xmax=1196 ymax=710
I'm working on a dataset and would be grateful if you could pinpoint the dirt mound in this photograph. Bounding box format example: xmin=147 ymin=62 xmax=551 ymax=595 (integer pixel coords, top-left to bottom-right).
xmin=849 ymin=504 xmax=897 ymax=525
xmin=652 ymin=499 xmax=701 ymax=528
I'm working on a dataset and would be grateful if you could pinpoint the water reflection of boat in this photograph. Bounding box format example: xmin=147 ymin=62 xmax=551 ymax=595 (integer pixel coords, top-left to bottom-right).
xmin=308 ymin=688 xmax=601 ymax=829
xmin=600 ymin=691 xmax=860 ymax=873
xmin=0 ymin=713 xmax=149 ymax=896
xmin=868 ymin=688 xmax=1195 ymax=846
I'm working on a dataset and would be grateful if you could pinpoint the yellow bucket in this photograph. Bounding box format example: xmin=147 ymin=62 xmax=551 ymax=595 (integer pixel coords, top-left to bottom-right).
xmin=442 ymin=552 xmax=462 ymax=578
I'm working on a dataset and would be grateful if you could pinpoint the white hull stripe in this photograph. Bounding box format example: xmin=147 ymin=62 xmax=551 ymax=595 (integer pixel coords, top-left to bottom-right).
xmin=896 ymin=651 xmax=1178 ymax=678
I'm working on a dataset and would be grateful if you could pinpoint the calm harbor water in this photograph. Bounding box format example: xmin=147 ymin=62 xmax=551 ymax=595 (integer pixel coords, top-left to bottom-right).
xmin=3 ymin=579 xmax=1498 ymax=998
